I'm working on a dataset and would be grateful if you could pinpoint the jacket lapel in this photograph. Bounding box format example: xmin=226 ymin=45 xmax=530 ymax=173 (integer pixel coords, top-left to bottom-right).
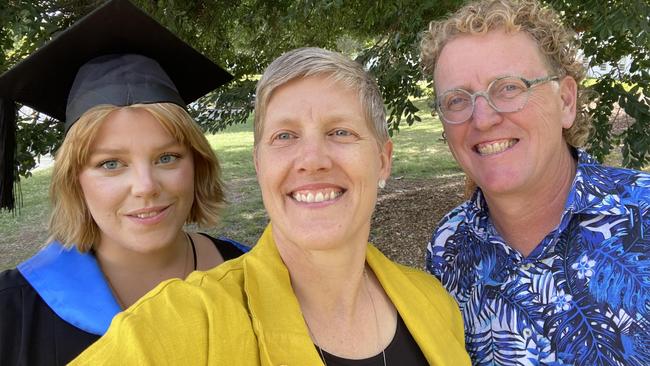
xmin=243 ymin=225 xmax=324 ymax=365
xmin=367 ymin=245 xmax=465 ymax=364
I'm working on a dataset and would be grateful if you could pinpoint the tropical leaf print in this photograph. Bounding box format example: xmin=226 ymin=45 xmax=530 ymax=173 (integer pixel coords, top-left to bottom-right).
xmin=587 ymin=236 xmax=650 ymax=318
xmin=467 ymin=327 xmax=527 ymax=366
xmin=543 ymin=291 xmax=624 ymax=366
xmin=496 ymin=283 xmax=544 ymax=333
xmin=427 ymin=151 xmax=650 ymax=366
xmin=620 ymin=319 xmax=650 ymax=366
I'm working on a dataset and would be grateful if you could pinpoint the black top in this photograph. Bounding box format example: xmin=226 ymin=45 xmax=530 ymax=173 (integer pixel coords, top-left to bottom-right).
xmin=318 ymin=314 xmax=428 ymax=366
xmin=0 ymin=235 xmax=245 ymax=366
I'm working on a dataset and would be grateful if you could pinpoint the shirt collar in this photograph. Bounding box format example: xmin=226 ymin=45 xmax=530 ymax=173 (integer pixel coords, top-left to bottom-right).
xmin=466 ymin=148 xmax=630 ymax=220
xmin=564 ymin=149 xmax=629 ymax=216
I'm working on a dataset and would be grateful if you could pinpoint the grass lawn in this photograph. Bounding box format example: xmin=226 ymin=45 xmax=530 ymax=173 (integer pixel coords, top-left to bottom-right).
xmin=0 ymin=99 xmax=456 ymax=270
xmin=3 ymin=97 xmax=643 ymax=270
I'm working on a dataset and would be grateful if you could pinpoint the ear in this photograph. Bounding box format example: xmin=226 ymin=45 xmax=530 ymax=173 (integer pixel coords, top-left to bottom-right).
xmin=442 ymin=124 xmax=460 ymax=162
xmin=253 ymin=146 xmax=260 ymax=176
xmin=379 ymin=139 xmax=393 ymax=180
xmin=559 ymin=76 xmax=578 ymax=129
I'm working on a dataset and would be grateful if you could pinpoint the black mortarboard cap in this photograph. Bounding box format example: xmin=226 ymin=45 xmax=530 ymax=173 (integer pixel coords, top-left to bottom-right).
xmin=0 ymin=0 xmax=233 ymax=211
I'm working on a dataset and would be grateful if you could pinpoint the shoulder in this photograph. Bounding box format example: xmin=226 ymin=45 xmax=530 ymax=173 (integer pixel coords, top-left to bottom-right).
xmin=393 ymin=262 xmax=453 ymax=302
xmin=368 ymin=247 xmax=455 ymax=305
xmin=394 ymin=262 xmax=454 ymax=295
xmin=391 ymin=261 xmax=444 ymax=286
xmin=430 ymin=200 xmax=475 ymax=249
xmin=610 ymin=165 xmax=650 ymax=190
xmin=579 ymin=159 xmax=650 ymax=191
xmin=198 ymin=233 xmax=249 ymax=260
xmin=436 ymin=200 xmax=472 ymax=231
xmin=73 ymin=276 xmax=254 ymax=364
xmin=577 ymin=163 xmax=650 ymax=213
xmin=109 ymin=273 xmax=251 ymax=336
xmin=195 ymin=251 xmax=255 ymax=307
xmin=0 ymin=269 xmax=34 ymax=314
xmin=0 ymin=268 xmax=30 ymax=293
xmin=0 ymin=268 xmax=26 ymax=288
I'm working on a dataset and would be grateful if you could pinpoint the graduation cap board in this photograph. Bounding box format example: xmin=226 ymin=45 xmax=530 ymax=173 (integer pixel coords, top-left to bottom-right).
xmin=0 ymin=0 xmax=233 ymax=210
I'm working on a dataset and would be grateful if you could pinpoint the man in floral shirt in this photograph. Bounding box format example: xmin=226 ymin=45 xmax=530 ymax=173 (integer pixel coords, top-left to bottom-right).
xmin=420 ymin=0 xmax=650 ymax=365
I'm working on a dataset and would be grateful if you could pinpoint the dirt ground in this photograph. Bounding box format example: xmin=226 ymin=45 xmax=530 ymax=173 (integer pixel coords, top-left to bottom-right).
xmin=2 ymin=106 xmax=634 ymax=271
xmin=370 ymin=175 xmax=466 ymax=270
xmin=369 ymin=104 xmax=637 ymax=270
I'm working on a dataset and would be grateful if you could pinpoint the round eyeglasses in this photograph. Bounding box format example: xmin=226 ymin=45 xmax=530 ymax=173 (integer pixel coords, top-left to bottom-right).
xmin=436 ymin=75 xmax=559 ymax=124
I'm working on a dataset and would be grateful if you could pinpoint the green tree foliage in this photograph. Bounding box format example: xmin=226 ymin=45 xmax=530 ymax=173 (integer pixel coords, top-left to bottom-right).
xmin=548 ymin=0 xmax=650 ymax=168
xmin=2 ymin=0 xmax=649 ymax=178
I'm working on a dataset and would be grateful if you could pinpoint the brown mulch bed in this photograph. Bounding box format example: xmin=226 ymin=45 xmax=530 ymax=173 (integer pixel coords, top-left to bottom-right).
xmin=371 ymin=104 xmax=639 ymax=270
xmin=370 ymin=175 xmax=466 ymax=270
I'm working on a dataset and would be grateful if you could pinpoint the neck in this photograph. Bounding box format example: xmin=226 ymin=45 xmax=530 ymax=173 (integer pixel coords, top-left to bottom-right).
xmin=273 ymin=225 xmax=395 ymax=359
xmin=274 ymin=229 xmax=368 ymax=314
xmin=484 ymin=147 xmax=577 ymax=257
xmin=95 ymin=231 xmax=191 ymax=308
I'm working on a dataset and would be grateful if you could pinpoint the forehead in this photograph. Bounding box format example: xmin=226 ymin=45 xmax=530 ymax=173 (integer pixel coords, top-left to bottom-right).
xmin=265 ymin=75 xmax=364 ymax=124
xmin=434 ymin=30 xmax=549 ymax=89
xmin=91 ymin=108 xmax=172 ymax=146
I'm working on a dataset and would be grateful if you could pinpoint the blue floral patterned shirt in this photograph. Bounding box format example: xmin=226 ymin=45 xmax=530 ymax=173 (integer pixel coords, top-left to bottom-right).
xmin=427 ymin=150 xmax=650 ymax=366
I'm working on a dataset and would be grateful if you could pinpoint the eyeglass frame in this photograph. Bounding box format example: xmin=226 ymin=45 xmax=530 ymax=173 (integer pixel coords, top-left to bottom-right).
xmin=435 ymin=75 xmax=560 ymax=125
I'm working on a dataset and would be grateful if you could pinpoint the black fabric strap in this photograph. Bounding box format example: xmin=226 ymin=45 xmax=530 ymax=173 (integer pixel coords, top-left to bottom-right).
xmin=0 ymin=98 xmax=17 ymax=211
xmin=187 ymin=233 xmax=197 ymax=271
xmin=198 ymin=233 xmax=246 ymax=260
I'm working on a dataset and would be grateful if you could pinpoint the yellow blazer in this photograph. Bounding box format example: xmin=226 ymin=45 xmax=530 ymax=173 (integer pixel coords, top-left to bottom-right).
xmin=72 ymin=225 xmax=470 ymax=365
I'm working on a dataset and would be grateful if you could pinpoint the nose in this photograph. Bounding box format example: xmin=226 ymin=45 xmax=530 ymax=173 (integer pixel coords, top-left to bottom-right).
xmin=295 ymin=135 xmax=332 ymax=173
xmin=130 ymin=164 xmax=161 ymax=198
xmin=470 ymin=94 xmax=502 ymax=130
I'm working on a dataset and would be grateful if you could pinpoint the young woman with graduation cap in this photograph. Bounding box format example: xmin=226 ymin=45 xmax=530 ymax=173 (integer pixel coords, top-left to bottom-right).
xmin=0 ymin=0 xmax=248 ymax=364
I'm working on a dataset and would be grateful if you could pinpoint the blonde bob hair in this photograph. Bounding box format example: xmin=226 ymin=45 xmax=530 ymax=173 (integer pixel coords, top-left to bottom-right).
xmin=253 ymin=47 xmax=389 ymax=149
xmin=48 ymin=103 xmax=224 ymax=252
xmin=420 ymin=0 xmax=591 ymax=147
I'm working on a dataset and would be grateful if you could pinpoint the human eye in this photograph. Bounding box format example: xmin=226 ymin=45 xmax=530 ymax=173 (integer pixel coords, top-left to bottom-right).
xmin=331 ymin=129 xmax=351 ymax=137
xmin=97 ymin=159 xmax=124 ymax=170
xmin=328 ymin=128 xmax=360 ymax=142
xmin=270 ymin=131 xmax=298 ymax=146
xmin=493 ymin=79 xmax=526 ymax=99
xmin=275 ymin=132 xmax=295 ymax=140
xmin=443 ymin=92 xmax=470 ymax=112
xmin=157 ymin=153 xmax=180 ymax=165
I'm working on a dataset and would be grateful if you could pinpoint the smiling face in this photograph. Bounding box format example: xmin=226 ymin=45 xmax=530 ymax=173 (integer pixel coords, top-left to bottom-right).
xmin=434 ymin=29 xmax=577 ymax=198
xmin=254 ymin=75 xmax=392 ymax=251
xmin=78 ymin=107 xmax=194 ymax=254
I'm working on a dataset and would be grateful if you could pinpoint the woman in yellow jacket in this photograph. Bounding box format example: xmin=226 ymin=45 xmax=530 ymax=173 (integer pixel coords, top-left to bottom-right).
xmin=73 ymin=47 xmax=470 ymax=365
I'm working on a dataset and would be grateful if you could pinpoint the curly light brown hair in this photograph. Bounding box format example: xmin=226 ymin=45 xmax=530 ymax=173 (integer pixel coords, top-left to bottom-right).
xmin=48 ymin=103 xmax=225 ymax=252
xmin=420 ymin=0 xmax=592 ymax=147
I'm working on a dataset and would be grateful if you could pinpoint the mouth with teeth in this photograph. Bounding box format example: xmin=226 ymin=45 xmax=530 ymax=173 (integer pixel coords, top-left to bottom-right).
xmin=291 ymin=189 xmax=344 ymax=203
xmin=474 ymin=139 xmax=518 ymax=156
xmin=126 ymin=205 xmax=170 ymax=223
xmin=133 ymin=211 xmax=162 ymax=219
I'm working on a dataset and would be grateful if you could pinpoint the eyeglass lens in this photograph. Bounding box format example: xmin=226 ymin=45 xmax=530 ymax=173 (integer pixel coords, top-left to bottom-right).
xmin=439 ymin=77 xmax=530 ymax=124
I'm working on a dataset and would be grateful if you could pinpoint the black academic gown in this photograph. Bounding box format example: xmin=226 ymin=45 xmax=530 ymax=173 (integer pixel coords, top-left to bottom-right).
xmin=0 ymin=234 xmax=248 ymax=366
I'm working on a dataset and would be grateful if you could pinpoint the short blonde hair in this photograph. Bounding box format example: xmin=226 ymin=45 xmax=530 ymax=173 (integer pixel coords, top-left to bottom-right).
xmin=254 ymin=47 xmax=389 ymax=149
xmin=420 ymin=0 xmax=591 ymax=147
xmin=48 ymin=103 xmax=224 ymax=252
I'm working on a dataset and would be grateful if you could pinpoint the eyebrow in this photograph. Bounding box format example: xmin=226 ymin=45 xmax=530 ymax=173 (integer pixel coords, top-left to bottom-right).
xmin=89 ymin=139 xmax=182 ymax=155
xmin=267 ymin=113 xmax=364 ymax=127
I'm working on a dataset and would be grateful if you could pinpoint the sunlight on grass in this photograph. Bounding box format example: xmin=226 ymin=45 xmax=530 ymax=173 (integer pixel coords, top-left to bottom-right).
xmin=0 ymin=100 xmax=462 ymax=268
xmin=0 ymin=169 xmax=52 ymax=269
